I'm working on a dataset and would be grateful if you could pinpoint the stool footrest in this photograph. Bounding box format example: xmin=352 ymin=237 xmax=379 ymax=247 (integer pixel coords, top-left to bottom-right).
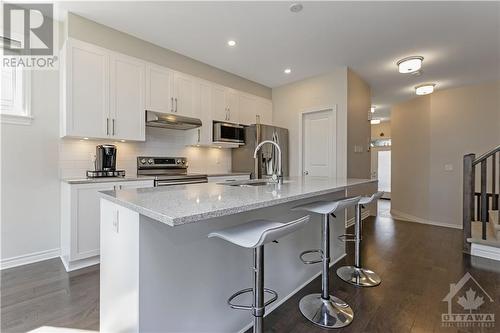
xmin=338 ymin=234 xmax=359 ymax=242
xmin=227 ymin=288 xmax=278 ymax=311
xmin=299 ymin=249 xmax=323 ymax=264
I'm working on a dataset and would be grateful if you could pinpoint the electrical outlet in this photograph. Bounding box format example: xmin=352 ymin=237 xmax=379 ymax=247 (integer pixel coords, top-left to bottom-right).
xmin=444 ymin=164 xmax=454 ymax=171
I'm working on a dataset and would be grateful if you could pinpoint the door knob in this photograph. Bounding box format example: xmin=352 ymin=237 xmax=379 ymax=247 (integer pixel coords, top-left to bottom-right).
xmin=304 ymin=171 xmax=309 ymax=175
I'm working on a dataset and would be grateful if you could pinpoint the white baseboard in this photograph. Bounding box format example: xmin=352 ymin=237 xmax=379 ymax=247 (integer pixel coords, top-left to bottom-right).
xmin=237 ymin=253 xmax=347 ymax=333
xmin=391 ymin=209 xmax=462 ymax=230
xmin=1 ymin=248 xmax=60 ymax=270
xmin=60 ymin=255 xmax=100 ymax=272
xmin=345 ymin=210 xmax=371 ymax=228
xmin=471 ymin=243 xmax=500 ymax=261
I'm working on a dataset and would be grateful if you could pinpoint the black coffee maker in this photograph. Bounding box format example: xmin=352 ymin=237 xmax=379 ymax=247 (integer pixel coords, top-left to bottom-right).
xmin=96 ymin=144 xmax=117 ymax=171
xmin=86 ymin=145 xmax=125 ymax=178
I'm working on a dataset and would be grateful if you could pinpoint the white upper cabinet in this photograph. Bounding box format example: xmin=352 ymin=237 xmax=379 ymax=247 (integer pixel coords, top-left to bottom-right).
xmin=62 ymin=39 xmax=110 ymax=138
xmin=145 ymin=64 xmax=174 ymax=113
xmin=239 ymin=93 xmax=258 ymax=125
xmin=225 ymin=89 xmax=239 ymax=123
xmin=173 ymin=72 xmax=197 ymax=118
xmin=211 ymin=84 xmax=228 ymax=122
xmin=110 ymin=54 xmax=146 ymax=141
xmin=211 ymin=85 xmax=241 ymax=123
xmin=256 ymin=97 xmax=273 ymax=125
xmin=61 ymin=38 xmax=272 ymax=143
xmin=61 ymin=39 xmax=145 ymax=141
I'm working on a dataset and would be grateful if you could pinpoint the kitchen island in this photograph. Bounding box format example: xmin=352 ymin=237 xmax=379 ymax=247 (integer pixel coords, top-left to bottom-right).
xmin=99 ymin=177 xmax=377 ymax=333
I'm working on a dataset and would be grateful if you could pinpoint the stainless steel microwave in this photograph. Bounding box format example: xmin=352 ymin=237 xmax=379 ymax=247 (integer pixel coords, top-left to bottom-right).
xmin=213 ymin=121 xmax=245 ymax=144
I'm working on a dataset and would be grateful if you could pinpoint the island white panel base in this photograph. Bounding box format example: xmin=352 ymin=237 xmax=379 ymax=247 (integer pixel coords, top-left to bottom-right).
xmin=100 ymin=190 xmax=348 ymax=333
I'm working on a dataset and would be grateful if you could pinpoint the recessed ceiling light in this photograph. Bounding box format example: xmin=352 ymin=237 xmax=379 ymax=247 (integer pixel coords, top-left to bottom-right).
xmin=370 ymin=119 xmax=381 ymax=125
xmin=284 ymin=68 xmax=292 ymax=74
xmin=397 ymin=56 xmax=424 ymax=74
xmin=120 ymin=139 xmax=126 ymax=142
xmin=289 ymin=3 xmax=303 ymax=13
xmin=83 ymin=137 xmax=89 ymax=140
xmin=370 ymin=106 xmax=376 ymax=113
xmin=415 ymin=83 xmax=436 ymax=95
xmin=227 ymin=40 xmax=236 ymax=47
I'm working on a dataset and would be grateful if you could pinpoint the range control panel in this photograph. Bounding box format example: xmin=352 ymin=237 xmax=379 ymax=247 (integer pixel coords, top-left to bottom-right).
xmin=137 ymin=156 xmax=188 ymax=169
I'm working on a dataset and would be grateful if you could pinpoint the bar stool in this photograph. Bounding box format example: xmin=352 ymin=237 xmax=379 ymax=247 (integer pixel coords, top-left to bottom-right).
xmin=292 ymin=196 xmax=361 ymax=329
xmin=337 ymin=192 xmax=384 ymax=287
xmin=208 ymin=214 xmax=310 ymax=333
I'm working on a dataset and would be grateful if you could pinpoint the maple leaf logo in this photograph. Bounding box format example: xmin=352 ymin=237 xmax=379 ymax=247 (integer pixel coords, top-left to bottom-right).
xmin=457 ymin=288 xmax=484 ymax=313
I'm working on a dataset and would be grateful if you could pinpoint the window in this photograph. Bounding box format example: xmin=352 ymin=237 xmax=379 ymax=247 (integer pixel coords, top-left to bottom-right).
xmin=0 ymin=66 xmax=31 ymax=125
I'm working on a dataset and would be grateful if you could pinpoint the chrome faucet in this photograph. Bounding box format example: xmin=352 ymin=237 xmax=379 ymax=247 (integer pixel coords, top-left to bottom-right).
xmin=253 ymin=140 xmax=283 ymax=184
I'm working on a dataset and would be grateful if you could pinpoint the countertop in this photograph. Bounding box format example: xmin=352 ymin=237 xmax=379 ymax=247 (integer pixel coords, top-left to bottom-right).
xmin=99 ymin=177 xmax=377 ymax=227
xmin=62 ymin=172 xmax=250 ymax=184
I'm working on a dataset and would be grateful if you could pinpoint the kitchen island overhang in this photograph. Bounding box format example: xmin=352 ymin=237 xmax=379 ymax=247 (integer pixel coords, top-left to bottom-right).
xmin=99 ymin=177 xmax=377 ymax=333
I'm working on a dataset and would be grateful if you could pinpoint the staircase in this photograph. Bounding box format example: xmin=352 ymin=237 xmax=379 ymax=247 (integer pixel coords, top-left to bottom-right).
xmin=463 ymin=145 xmax=500 ymax=260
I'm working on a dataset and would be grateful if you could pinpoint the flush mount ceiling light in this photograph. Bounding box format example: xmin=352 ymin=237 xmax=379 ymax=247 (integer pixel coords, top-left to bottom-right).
xmin=370 ymin=106 xmax=376 ymax=113
xmin=289 ymin=3 xmax=303 ymax=13
xmin=415 ymin=83 xmax=436 ymax=95
xmin=397 ymin=56 xmax=424 ymax=74
xmin=370 ymin=119 xmax=381 ymax=125
xmin=284 ymin=68 xmax=292 ymax=74
xmin=227 ymin=40 xmax=236 ymax=47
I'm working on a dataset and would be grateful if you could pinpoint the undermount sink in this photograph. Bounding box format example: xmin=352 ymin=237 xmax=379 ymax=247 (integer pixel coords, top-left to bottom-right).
xmin=218 ymin=179 xmax=290 ymax=187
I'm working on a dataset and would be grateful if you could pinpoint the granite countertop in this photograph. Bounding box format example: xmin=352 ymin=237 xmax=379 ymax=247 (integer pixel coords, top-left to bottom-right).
xmin=62 ymin=172 xmax=250 ymax=184
xmin=99 ymin=177 xmax=377 ymax=227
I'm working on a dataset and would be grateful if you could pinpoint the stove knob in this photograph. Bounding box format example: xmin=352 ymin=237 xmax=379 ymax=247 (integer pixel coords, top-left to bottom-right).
xmin=140 ymin=158 xmax=147 ymax=164
xmin=148 ymin=159 xmax=154 ymax=164
xmin=176 ymin=159 xmax=181 ymax=165
xmin=182 ymin=160 xmax=186 ymax=165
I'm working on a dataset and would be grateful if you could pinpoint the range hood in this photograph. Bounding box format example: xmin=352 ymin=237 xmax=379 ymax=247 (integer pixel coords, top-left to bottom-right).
xmin=145 ymin=110 xmax=202 ymax=130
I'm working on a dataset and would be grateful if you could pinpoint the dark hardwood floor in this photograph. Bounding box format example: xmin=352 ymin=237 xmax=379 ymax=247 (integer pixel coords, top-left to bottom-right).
xmin=2 ymin=207 xmax=500 ymax=333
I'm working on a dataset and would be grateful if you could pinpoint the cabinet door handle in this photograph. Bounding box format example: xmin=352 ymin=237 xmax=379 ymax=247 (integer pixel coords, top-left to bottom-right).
xmin=106 ymin=118 xmax=109 ymax=135
xmin=171 ymin=97 xmax=174 ymax=113
xmin=228 ymin=107 xmax=231 ymax=120
xmin=175 ymin=98 xmax=178 ymax=113
xmin=197 ymin=128 xmax=201 ymax=143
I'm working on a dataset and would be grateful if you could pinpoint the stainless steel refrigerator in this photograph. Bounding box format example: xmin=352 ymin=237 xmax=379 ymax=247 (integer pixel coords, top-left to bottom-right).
xmin=232 ymin=124 xmax=289 ymax=179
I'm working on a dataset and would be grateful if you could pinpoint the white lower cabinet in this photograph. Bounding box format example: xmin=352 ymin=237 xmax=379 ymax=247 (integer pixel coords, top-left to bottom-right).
xmin=60 ymin=179 xmax=153 ymax=271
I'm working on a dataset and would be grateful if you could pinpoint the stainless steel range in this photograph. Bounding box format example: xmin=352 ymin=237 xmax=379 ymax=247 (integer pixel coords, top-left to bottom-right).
xmin=137 ymin=156 xmax=207 ymax=187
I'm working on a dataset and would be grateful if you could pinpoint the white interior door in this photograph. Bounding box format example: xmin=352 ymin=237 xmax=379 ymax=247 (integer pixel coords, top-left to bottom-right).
xmin=301 ymin=109 xmax=334 ymax=177
xmin=371 ymin=147 xmax=391 ymax=198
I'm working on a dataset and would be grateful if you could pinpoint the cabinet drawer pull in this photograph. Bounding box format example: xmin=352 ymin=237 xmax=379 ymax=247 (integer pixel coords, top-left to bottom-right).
xmin=175 ymin=98 xmax=178 ymax=112
xmin=106 ymin=118 xmax=109 ymax=135
xmin=112 ymin=119 xmax=115 ymax=136
xmin=171 ymin=97 xmax=174 ymax=113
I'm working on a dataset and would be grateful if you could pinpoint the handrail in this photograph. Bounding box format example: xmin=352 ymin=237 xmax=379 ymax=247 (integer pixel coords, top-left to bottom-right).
xmin=473 ymin=144 xmax=500 ymax=166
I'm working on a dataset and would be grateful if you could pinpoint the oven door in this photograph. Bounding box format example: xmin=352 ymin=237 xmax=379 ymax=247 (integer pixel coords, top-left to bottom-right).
xmin=155 ymin=177 xmax=208 ymax=187
xmin=213 ymin=122 xmax=245 ymax=144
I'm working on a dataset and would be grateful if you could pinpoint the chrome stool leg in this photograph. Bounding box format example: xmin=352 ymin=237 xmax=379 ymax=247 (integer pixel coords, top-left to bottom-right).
xmin=253 ymin=246 xmax=264 ymax=333
xmin=337 ymin=203 xmax=382 ymax=287
xmin=299 ymin=214 xmax=354 ymax=328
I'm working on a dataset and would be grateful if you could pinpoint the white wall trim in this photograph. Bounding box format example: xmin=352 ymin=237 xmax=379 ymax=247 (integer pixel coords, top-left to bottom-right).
xmin=297 ymin=105 xmax=337 ymax=177
xmin=471 ymin=243 xmax=500 ymax=261
xmin=391 ymin=209 xmax=462 ymax=230
xmin=237 ymin=252 xmax=347 ymax=333
xmin=1 ymin=248 xmax=61 ymax=270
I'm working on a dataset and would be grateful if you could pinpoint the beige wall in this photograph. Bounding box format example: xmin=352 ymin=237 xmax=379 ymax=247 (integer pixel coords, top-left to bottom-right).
xmin=272 ymin=69 xmax=348 ymax=178
xmin=67 ymin=13 xmax=271 ymax=99
xmin=371 ymin=122 xmax=391 ymax=139
xmin=391 ymin=81 xmax=500 ymax=227
xmin=347 ymin=69 xmax=371 ymax=179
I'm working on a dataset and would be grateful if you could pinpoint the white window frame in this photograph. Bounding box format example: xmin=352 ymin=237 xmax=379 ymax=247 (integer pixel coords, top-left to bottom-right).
xmin=1 ymin=35 xmax=32 ymax=125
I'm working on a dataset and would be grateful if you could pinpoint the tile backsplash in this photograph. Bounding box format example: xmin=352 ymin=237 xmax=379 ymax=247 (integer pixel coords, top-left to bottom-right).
xmin=59 ymin=127 xmax=231 ymax=179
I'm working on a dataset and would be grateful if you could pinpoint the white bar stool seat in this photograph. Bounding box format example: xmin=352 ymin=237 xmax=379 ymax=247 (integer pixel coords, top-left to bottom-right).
xmin=337 ymin=192 xmax=384 ymax=287
xmin=208 ymin=214 xmax=310 ymax=333
xmin=292 ymin=196 xmax=360 ymax=329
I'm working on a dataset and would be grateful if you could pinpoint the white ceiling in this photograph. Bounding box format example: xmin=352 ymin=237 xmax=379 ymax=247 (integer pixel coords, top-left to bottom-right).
xmin=58 ymin=1 xmax=500 ymax=120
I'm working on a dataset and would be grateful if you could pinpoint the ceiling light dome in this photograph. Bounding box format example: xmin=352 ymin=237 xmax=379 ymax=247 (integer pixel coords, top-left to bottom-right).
xmin=397 ymin=56 xmax=424 ymax=74
xmin=415 ymin=83 xmax=436 ymax=95
xmin=370 ymin=119 xmax=381 ymax=125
